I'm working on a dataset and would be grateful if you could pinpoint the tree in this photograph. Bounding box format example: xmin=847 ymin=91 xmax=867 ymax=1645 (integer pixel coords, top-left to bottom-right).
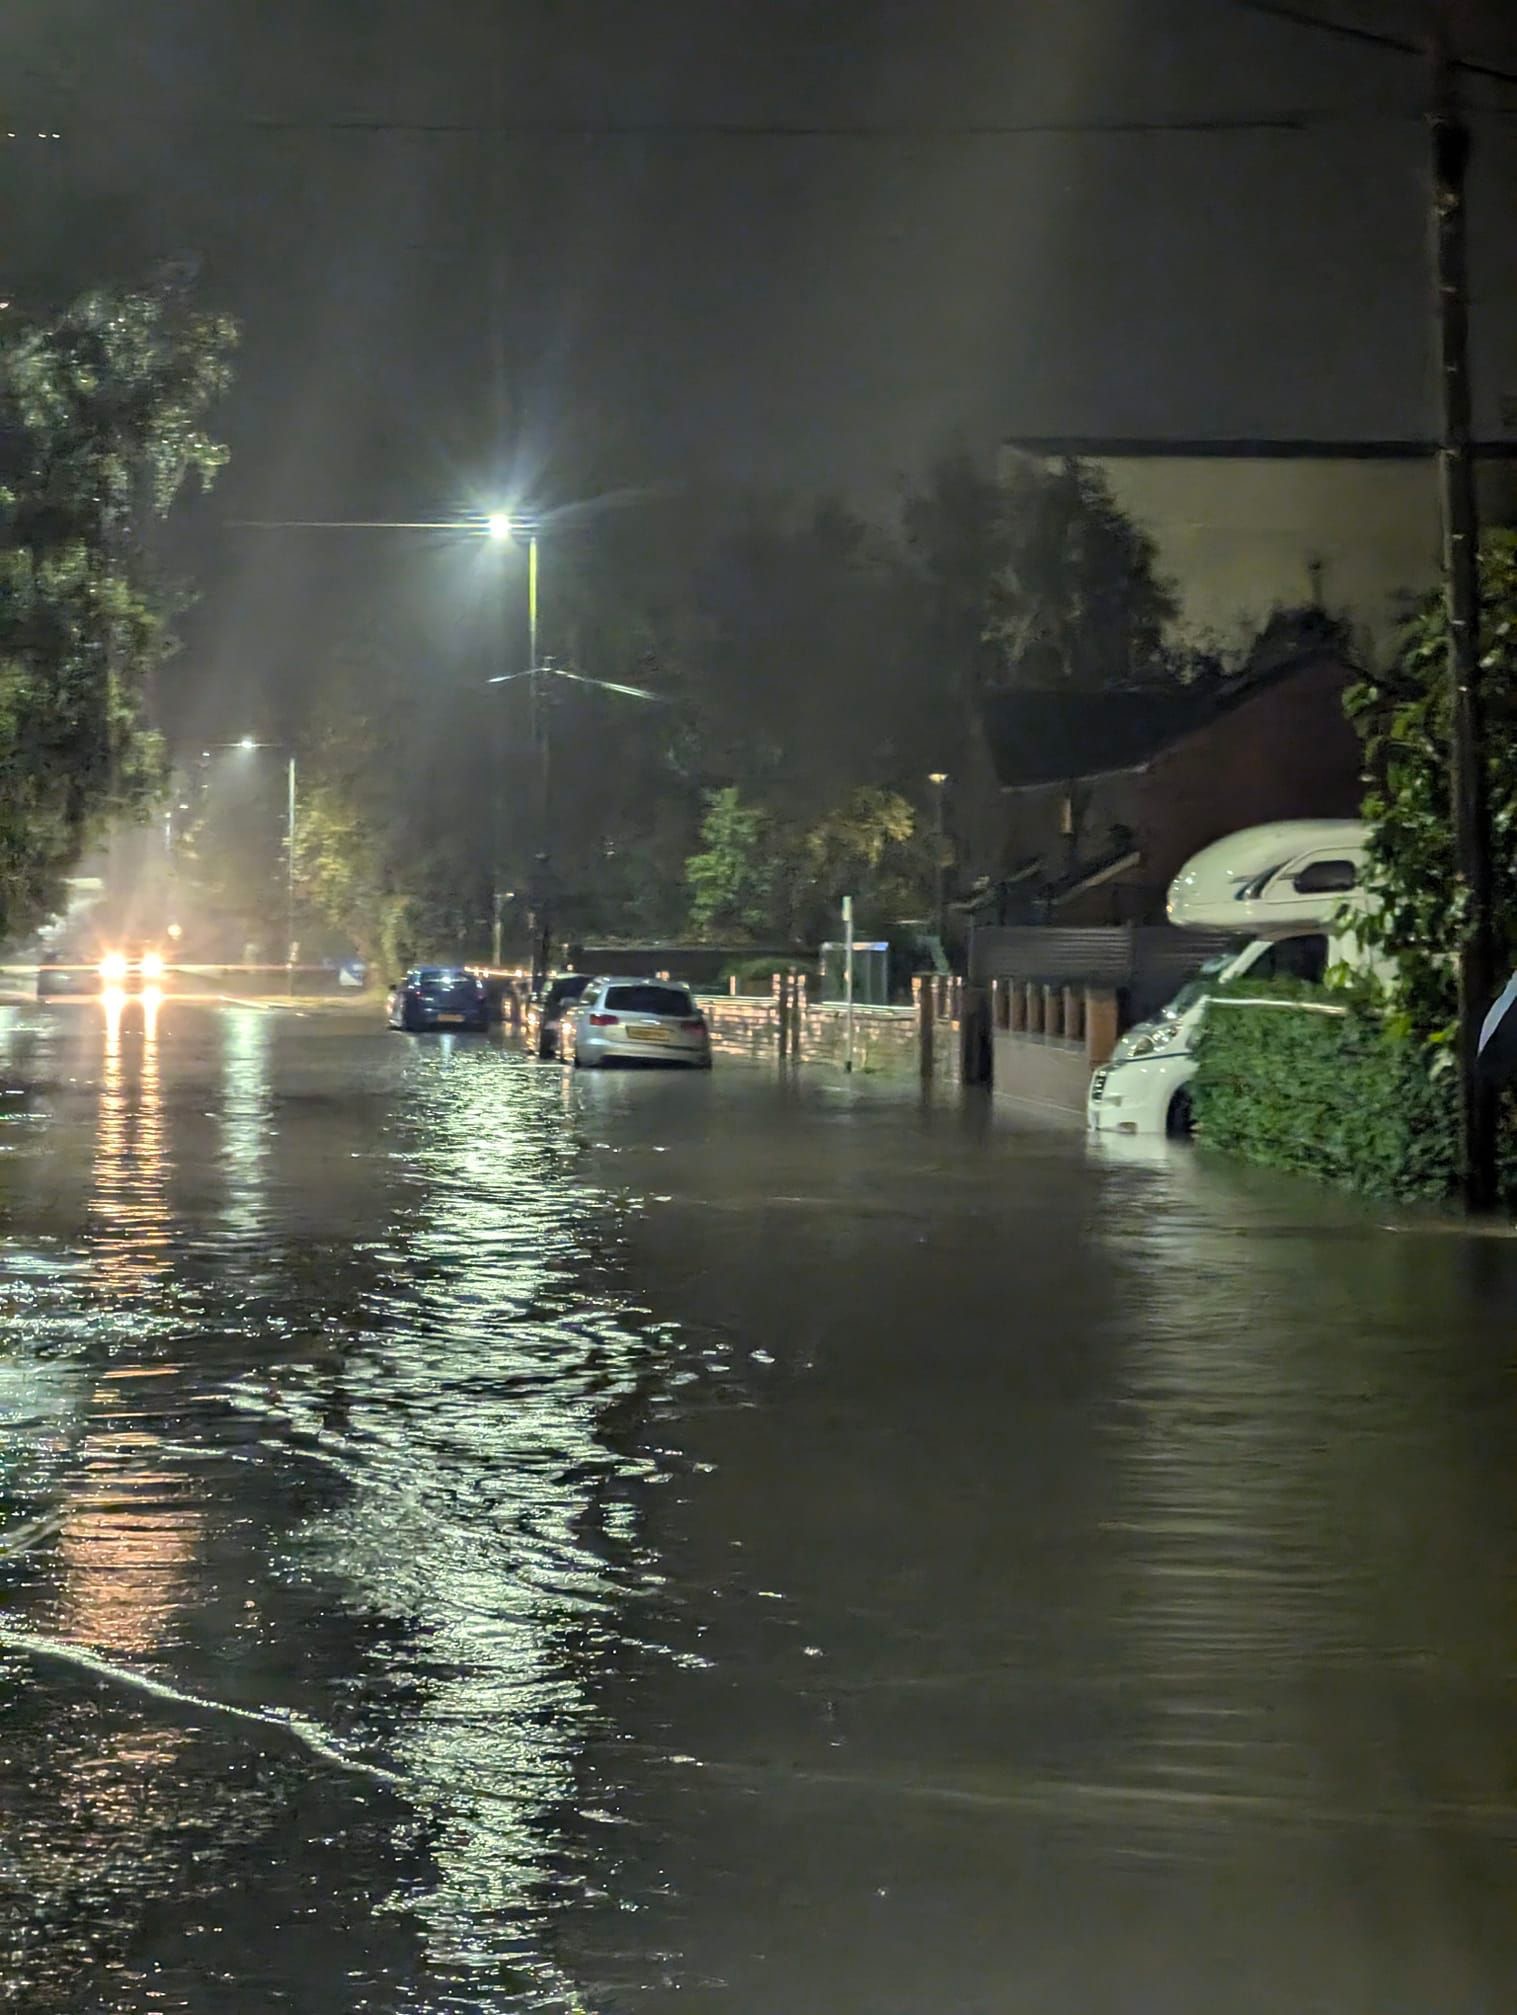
xmin=685 ymin=782 xmax=932 ymax=947
xmin=686 ymin=787 xmax=778 ymax=940
xmin=792 ymin=785 xmax=927 ymax=942
xmin=0 ymin=284 xmax=235 ymax=940
xmin=984 ymin=455 xmax=1178 ymax=690
xmin=290 ymin=644 xmax=459 ymax=974
xmin=1345 ymin=529 xmax=1517 ymax=1043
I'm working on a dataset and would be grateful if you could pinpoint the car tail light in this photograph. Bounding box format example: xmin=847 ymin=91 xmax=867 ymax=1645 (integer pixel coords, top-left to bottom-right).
xmin=681 ymin=1017 xmax=706 ymax=1033
xmin=588 ymin=1012 xmax=619 ymax=1027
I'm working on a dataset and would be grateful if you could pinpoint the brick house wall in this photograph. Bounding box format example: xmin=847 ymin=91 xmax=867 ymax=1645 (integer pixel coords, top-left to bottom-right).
xmin=997 ymin=656 xmax=1360 ymax=925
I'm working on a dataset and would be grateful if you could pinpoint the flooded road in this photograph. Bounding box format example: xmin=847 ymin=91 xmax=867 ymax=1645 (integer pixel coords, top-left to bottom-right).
xmin=2 ymin=997 xmax=1515 ymax=2012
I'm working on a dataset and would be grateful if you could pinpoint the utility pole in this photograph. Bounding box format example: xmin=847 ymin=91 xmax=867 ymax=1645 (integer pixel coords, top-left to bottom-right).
xmin=1430 ymin=4 xmax=1497 ymax=1211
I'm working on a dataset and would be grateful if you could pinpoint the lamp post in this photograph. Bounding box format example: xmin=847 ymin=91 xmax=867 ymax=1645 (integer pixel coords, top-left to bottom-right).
xmin=228 ymin=502 xmax=660 ymax=992
xmin=486 ymin=512 xmax=544 ymax=978
xmin=928 ymin=772 xmax=949 ymax=949
xmin=487 ymin=631 xmax=667 ymax=998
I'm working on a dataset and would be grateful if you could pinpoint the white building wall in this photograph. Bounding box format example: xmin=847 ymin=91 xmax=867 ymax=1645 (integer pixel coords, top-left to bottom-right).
xmin=999 ymin=443 xmax=1517 ymax=662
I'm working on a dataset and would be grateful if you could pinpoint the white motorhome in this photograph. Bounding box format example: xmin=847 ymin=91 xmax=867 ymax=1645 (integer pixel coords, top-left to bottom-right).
xmin=1166 ymin=819 xmax=1369 ymax=934
xmin=1087 ymin=820 xmax=1370 ymax=1138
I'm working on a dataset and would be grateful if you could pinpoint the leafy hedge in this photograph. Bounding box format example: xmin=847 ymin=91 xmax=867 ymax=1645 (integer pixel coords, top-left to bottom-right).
xmin=1191 ymin=988 xmax=1458 ymax=1200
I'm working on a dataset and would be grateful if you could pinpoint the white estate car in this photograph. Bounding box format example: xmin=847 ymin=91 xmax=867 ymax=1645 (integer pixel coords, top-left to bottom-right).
xmin=565 ymin=977 xmax=713 ymax=1070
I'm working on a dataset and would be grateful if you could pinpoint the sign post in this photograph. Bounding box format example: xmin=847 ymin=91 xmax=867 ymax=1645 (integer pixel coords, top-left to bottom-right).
xmin=842 ymin=894 xmax=855 ymax=1073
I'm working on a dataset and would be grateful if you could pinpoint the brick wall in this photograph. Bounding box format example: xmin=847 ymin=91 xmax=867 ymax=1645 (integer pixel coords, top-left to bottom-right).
xmin=998 ymin=658 xmax=1360 ymax=926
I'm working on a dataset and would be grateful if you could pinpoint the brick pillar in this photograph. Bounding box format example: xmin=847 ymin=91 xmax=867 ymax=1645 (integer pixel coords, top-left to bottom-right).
xmin=960 ymin=983 xmax=993 ymax=1085
xmin=993 ymin=978 xmax=1011 ymax=1030
xmin=1043 ymin=984 xmax=1061 ymax=1037
xmin=1010 ymin=981 xmax=1028 ymax=1032
xmin=1027 ymin=984 xmax=1044 ymax=1034
xmin=1085 ymin=988 xmax=1120 ymax=1068
xmin=1063 ymin=985 xmax=1084 ymax=1042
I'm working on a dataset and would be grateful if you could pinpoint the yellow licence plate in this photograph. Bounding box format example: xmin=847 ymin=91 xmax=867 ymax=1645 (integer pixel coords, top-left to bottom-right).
xmin=628 ymin=1024 xmax=673 ymax=1042
xmin=437 ymin=1013 xmax=465 ymax=1024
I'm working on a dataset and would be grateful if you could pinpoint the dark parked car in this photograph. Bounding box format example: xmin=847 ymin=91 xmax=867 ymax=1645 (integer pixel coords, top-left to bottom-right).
xmin=36 ymin=950 xmax=92 ymax=999
xmin=387 ymin=967 xmax=490 ymax=1033
xmin=533 ymin=973 xmax=594 ymax=1059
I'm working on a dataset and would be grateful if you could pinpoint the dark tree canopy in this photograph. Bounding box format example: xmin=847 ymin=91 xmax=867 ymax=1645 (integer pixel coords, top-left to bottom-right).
xmin=0 ymin=285 xmax=235 ymax=940
xmin=1346 ymin=529 xmax=1517 ymax=1043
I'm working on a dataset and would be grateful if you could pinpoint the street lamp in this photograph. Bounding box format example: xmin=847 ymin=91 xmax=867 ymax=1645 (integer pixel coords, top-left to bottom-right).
xmin=227 ymin=502 xmax=647 ymax=989
xmin=482 ymin=511 xmax=541 ymax=972
xmin=485 ymin=514 xmax=666 ymax=992
xmin=928 ymin=772 xmax=949 ymax=949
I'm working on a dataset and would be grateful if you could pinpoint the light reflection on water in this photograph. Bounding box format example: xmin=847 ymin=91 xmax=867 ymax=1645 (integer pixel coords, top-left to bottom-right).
xmin=89 ymin=988 xmax=172 ymax=1306
xmin=4 ymin=1014 xmax=668 ymax=2011
xmin=218 ymin=1005 xmax=273 ymax=1243
xmin=258 ymin=1039 xmax=670 ymax=2003
xmin=2 ymin=996 xmax=217 ymax=2004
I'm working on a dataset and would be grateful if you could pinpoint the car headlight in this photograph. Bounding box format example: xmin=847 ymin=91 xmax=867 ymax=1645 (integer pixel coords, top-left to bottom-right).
xmin=139 ymin=951 xmax=164 ymax=980
xmin=99 ymin=952 xmax=128 ymax=983
xmin=1128 ymin=1023 xmax=1183 ymax=1060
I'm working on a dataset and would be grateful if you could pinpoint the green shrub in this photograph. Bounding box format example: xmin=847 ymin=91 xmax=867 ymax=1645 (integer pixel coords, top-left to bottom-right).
xmin=1191 ymin=987 xmax=1457 ymax=1200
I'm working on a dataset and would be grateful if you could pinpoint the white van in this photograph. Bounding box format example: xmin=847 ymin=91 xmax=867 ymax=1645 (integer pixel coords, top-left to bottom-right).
xmin=1087 ymin=821 xmax=1372 ymax=1138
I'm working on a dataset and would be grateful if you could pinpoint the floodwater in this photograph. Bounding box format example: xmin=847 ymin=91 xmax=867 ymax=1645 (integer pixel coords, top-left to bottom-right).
xmin=1 ymin=997 xmax=1515 ymax=2013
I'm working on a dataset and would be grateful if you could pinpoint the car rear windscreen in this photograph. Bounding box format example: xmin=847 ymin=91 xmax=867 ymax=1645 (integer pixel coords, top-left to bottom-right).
xmin=417 ymin=972 xmax=479 ymax=996
xmin=604 ymin=984 xmax=694 ymax=1017
xmin=546 ymin=978 xmax=591 ymax=1009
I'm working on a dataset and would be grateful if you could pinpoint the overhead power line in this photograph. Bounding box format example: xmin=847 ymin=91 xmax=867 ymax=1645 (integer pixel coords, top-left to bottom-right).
xmin=1231 ymin=0 xmax=1517 ymax=90
xmin=0 ymin=108 xmax=1464 ymax=141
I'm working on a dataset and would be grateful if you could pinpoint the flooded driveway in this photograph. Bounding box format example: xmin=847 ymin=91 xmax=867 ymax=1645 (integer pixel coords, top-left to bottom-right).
xmin=1 ymin=998 xmax=1515 ymax=2012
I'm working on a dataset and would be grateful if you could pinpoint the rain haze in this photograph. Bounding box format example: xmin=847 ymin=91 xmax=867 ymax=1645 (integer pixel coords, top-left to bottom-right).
xmin=5 ymin=5 xmax=1517 ymax=2013
xmin=4 ymin=0 xmax=1517 ymax=730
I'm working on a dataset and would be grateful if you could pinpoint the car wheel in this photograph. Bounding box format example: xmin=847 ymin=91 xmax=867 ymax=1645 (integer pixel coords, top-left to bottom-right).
xmin=1166 ymin=1087 xmax=1195 ymax=1139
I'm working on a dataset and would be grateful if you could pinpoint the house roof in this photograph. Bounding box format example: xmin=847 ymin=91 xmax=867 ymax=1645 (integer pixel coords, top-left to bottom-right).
xmin=981 ymin=610 xmax=1350 ymax=791
xmin=1002 ymin=435 xmax=1517 ymax=462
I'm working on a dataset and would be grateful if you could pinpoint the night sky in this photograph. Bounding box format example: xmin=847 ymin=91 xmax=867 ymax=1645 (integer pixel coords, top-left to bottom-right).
xmin=5 ymin=0 xmax=1517 ymax=732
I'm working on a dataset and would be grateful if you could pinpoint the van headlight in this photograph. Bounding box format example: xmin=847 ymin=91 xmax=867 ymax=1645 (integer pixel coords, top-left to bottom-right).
xmin=1130 ymin=1023 xmax=1182 ymax=1060
xmin=99 ymin=952 xmax=127 ymax=983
